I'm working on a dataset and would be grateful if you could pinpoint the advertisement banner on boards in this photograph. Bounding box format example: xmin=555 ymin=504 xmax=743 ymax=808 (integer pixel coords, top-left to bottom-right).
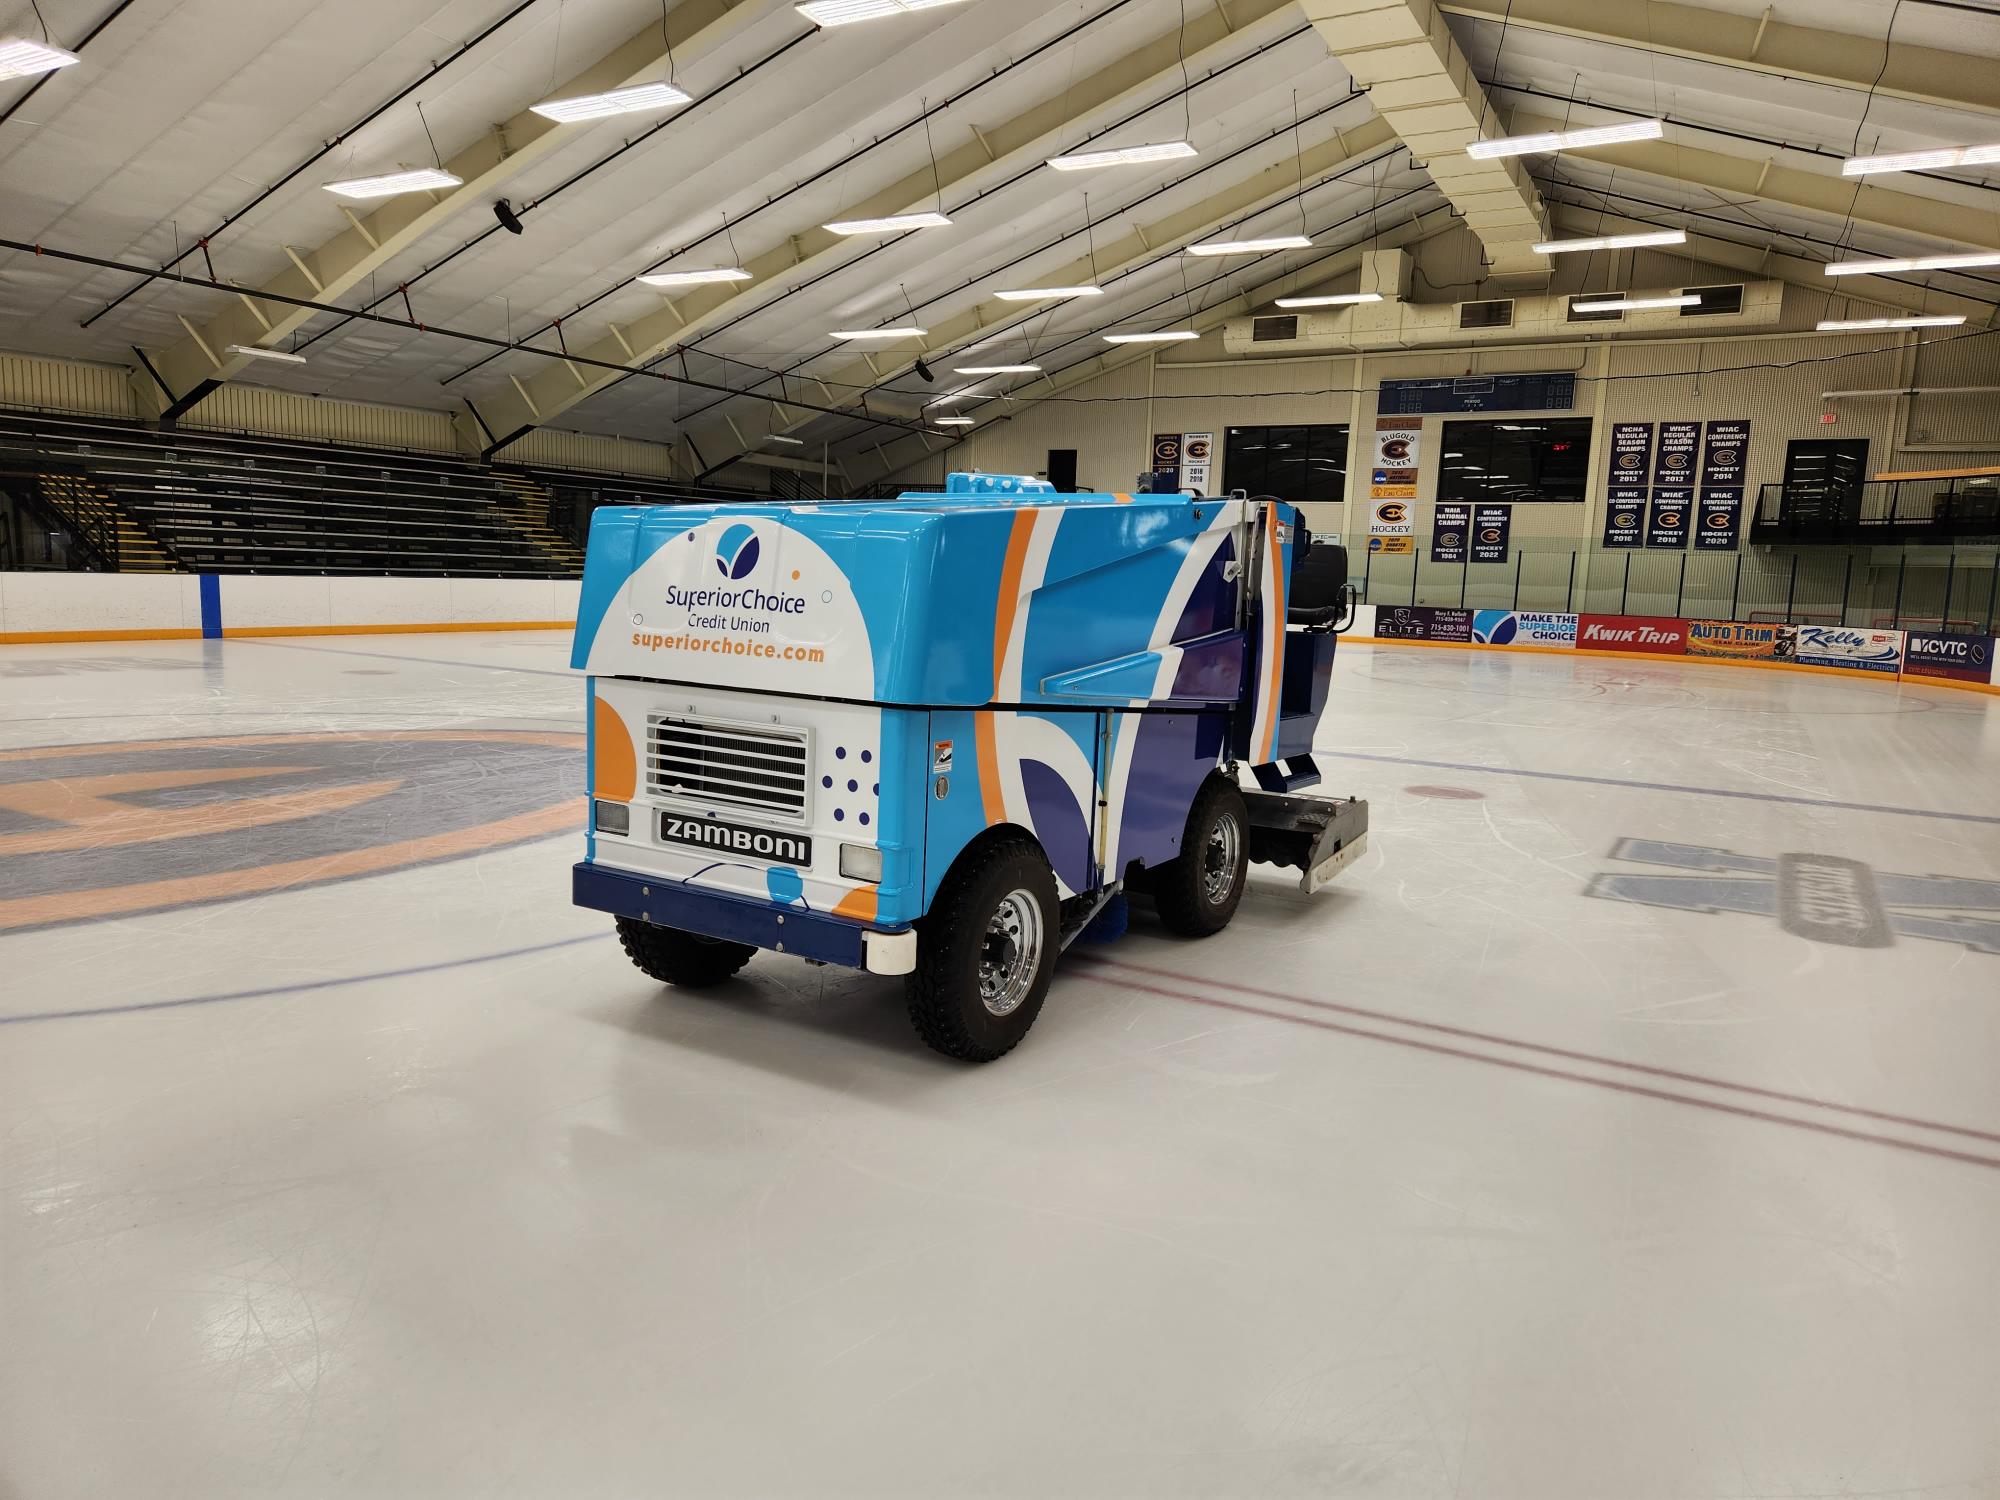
xmin=1471 ymin=504 xmax=1512 ymax=564
xmin=1430 ymin=503 xmax=1471 ymax=563
xmin=1181 ymin=431 xmax=1214 ymax=494
xmin=1577 ymin=615 xmax=1689 ymax=654
xmin=1371 ymin=418 xmax=1421 ymax=500
xmin=1472 ymin=611 xmax=1577 ymax=647
xmin=1372 ymin=606 xmax=1475 ymax=642
xmin=1902 ymin=631 xmax=1996 ymax=683
xmin=1653 ymin=421 xmax=1700 ymax=486
xmin=1646 ymin=491 xmax=1693 ymax=548
xmin=1686 ymin=620 xmax=1795 ymax=659
xmin=1793 ymin=626 xmax=1904 ymax=673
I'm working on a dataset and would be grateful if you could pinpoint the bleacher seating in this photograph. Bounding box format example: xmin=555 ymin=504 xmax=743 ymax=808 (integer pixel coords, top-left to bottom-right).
xmin=0 ymin=408 xmax=790 ymax=577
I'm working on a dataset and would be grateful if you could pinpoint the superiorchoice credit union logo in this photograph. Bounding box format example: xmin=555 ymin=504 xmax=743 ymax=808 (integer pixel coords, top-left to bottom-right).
xmin=715 ymin=522 xmax=761 ymax=580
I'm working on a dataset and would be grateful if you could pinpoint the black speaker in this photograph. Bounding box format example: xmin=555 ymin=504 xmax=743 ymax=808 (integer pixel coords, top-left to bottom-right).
xmin=913 ymin=356 xmax=935 ymax=383
xmin=494 ymin=199 xmax=524 ymax=235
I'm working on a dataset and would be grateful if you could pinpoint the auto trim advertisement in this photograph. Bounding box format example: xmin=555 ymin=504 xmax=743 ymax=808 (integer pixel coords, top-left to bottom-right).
xmin=1686 ymin=621 xmax=1795 ymax=659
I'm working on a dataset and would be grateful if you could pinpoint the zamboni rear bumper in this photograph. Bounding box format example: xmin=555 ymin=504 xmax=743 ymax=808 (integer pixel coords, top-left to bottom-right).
xmin=573 ymin=863 xmax=917 ymax=975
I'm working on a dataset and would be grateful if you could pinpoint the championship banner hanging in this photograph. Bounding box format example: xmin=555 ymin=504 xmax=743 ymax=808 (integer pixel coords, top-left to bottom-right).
xmin=1431 ymin=502 xmax=1471 ymax=563
xmin=1695 ymin=419 xmax=1750 ymax=552
xmin=1150 ymin=432 xmax=1182 ymax=490
xmin=1471 ymin=503 xmax=1512 ymax=564
xmin=1180 ymin=431 xmax=1214 ymax=494
xmin=1647 ymin=491 xmax=1692 ymax=549
xmin=1653 ymin=421 xmax=1700 ymax=488
xmin=1602 ymin=422 xmax=1651 ymax=549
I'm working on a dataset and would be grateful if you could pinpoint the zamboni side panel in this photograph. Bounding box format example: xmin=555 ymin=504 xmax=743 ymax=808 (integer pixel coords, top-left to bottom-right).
xmin=918 ymin=706 xmax=1228 ymax=908
xmin=570 ymin=491 xmax=1259 ymax=710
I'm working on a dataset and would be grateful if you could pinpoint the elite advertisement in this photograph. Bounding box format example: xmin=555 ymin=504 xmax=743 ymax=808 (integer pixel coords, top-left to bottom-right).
xmin=1373 ymin=606 xmax=1474 ymax=642
xmin=1793 ymin=626 xmax=1904 ymax=673
xmin=1901 ymin=631 xmax=1996 ymax=684
xmin=1431 ymin=503 xmax=1471 ymax=564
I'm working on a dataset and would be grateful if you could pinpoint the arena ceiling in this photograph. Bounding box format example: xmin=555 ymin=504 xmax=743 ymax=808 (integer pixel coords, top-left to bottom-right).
xmin=1 ymin=0 xmax=1996 ymax=483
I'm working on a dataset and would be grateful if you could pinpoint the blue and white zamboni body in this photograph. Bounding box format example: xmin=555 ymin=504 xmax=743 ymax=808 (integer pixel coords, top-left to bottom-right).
xmin=571 ymin=473 xmax=1367 ymax=1061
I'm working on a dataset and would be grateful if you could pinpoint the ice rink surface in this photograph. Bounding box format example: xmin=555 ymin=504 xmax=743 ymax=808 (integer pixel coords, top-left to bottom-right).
xmin=4 ymin=631 xmax=1998 ymax=1499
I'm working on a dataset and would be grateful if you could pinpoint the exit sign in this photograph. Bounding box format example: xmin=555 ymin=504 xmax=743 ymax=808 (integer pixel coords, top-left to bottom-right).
xmin=1820 ymin=411 xmax=1838 ymax=424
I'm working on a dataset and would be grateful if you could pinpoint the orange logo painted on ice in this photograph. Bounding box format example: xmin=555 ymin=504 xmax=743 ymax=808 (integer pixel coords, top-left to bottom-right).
xmin=0 ymin=731 xmax=583 ymax=931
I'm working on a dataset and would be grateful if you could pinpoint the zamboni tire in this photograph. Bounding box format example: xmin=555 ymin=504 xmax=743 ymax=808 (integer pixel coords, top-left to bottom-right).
xmin=906 ymin=834 xmax=1059 ymax=1063
xmin=1153 ymin=774 xmax=1250 ymax=938
xmin=616 ymin=917 xmax=755 ymax=988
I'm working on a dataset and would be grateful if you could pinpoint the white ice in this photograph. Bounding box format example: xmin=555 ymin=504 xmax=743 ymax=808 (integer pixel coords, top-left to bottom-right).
xmin=2 ymin=632 xmax=1997 ymax=1499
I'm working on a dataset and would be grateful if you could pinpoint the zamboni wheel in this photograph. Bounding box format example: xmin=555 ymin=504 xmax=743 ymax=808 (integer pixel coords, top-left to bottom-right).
xmin=1153 ymin=774 xmax=1250 ymax=938
xmin=906 ymin=834 xmax=1058 ymax=1063
xmin=616 ymin=917 xmax=754 ymax=988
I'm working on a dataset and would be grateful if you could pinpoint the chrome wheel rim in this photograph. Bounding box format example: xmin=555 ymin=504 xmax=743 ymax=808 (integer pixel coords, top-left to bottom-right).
xmin=1202 ymin=813 xmax=1241 ymax=903
xmin=979 ymin=890 xmax=1044 ymax=1017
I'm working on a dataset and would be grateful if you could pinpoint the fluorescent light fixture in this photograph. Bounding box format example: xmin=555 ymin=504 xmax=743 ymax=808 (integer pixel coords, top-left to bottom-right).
xmin=0 ymin=36 xmax=80 ymax=77
xmin=1569 ymin=293 xmax=1701 ymax=312
xmin=638 ymin=267 xmax=753 ymax=289
xmin=1824 ymin=251 xmax=2000 ymax=276
xmin=1843 ymin=144 xmax=2000 ymax=176
xmin=1816 ymin=315 xmax=1966 ymax=331
xmin=823 ymin=210 xmax=951 ymax=235
xmin=1274 ymin=291 xmax=1383 ymax=307
xmin=830 ymin=326 xmax=926 ymax=339
xmin=1185 ymin=235 xmax=1312 ymax=256
xmin=954 ymin=364 xmax=1040 ymax=374
xmin=992 ymin=286 xmax=1103 ymax=302
xmin=226 ymin=344 xmax=307 ymax=365
xmin=1104 ymin=329 xmax=1200 ymax=343
xmin=1532 ymin=228 xmax=1687 ymax=254
xmin=766 ymin=435 xmax=806 ymax=445
xmin=324 ymin=167 xmax=462 ymax=200
xmin=1047 ymin=140 xmax=1197 ymax=171
xmin=797 ymin=0 xmax=971 ymax=27
xmin=530 ymin=81 xmax=691 ymax=123
xmin=1467 ymin=118 xmax=1664 ymax=160
xmin=934 ymin=416 xmax=976 ymax=426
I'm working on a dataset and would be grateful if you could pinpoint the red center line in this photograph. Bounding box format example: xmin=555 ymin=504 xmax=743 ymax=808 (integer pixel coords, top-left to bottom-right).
xmin=1081 ymin=956 xmax=2000 ymax=1148
xmin=1081 ymin=970 xmax=2000 ymax=1173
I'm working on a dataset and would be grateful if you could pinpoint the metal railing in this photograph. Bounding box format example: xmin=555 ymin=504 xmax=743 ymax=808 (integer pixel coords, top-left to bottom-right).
xmin=1358 ymin=535 xmax=2000 ymax=633
xmin=1753 ymin=475 xmax=2000 ymax=544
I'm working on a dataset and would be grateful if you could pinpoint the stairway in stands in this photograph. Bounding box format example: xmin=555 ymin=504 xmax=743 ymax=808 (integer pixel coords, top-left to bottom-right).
xmin=492 ymin=470 xmax=585 ymax=572
xmin=36 ymin=471 xmax=180 ymax=573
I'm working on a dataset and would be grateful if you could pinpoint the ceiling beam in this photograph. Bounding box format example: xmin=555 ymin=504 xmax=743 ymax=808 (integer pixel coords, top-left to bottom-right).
xmin=1299 ymin=0 xmax=1550 ymax=281
xmin=1509 ymin=110 xmax=2000 ymax=250
xmin=465 ymin=0 xmax=1303 ymax=451
xmin=680 ymin=117 xmax=1403 ymax=473
xmin=1546 ymin=205 xmax=2000 ymax=323
xmin=1437 ymin=0 xmax=2000 ymax=116
xmin=834 ymin=205 xmax=1463 ymax=491
xmin=137 ymin=0 xmax=767 ymax=419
